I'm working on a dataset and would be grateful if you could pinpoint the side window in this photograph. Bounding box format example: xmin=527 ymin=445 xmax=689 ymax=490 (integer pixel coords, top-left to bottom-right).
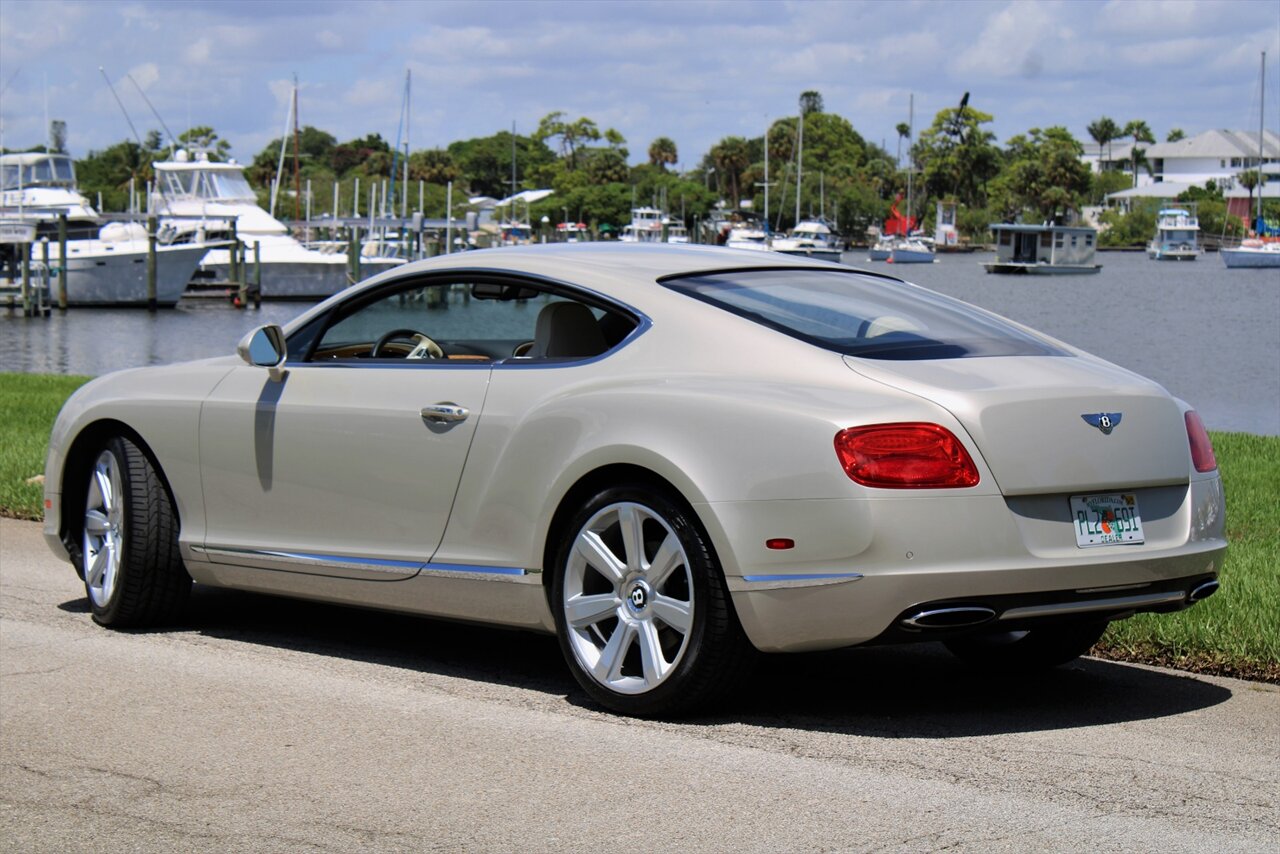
xmin=306 ymin=279 xmax=636 ymax=364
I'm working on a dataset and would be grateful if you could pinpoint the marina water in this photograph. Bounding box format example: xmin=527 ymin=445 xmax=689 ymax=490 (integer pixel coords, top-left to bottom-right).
xmin=2 ymin=250 xmax=1277 ymax=436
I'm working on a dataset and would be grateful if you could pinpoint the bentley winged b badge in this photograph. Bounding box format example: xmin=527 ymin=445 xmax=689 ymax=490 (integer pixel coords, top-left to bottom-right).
xmin=1082 ymin=412 xmax=1122 ymax=435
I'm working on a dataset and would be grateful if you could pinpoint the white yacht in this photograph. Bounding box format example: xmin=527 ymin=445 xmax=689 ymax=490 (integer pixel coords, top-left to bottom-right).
xmin=1 ymin=152 xmax=208 ymax=306
xmin=1147 ymin=207 xmax=1202 ymax=261
xmin=723 ymin=224 xmax=773 ymax=251
xmin=153 ymin=151 xmax=401 ymax=298
xmin=888 ymin=237 xmax=936 ymax=264
xmin=1220 ymin=239 xmax=1280 ymax=268
xmin=772 ymin=219 xmax=843 ymax=262
xmin=619 ymin=207 xmax=665 ymax=243
xmin=1 ymin=152 xmax=101 ymax=239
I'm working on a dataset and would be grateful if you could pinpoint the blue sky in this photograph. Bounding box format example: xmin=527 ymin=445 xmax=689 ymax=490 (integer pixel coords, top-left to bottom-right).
xmin=2 ymin=0 xmax=1278 ymax=167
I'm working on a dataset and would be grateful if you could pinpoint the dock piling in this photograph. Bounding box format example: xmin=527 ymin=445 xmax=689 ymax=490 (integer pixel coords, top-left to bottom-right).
xmin=57 ymin=214 xmax=68 ymax=310
xmin=146 ymin=215 xmax=158 ymax=312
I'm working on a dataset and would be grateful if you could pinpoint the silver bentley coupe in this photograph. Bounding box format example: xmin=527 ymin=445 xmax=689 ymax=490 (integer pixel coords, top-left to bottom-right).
xmin=43 ymin=244 xmax=1226 ymax=715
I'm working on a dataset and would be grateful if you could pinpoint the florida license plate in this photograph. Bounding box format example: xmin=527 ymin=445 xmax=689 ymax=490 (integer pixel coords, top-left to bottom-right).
xmin=1071 ymin=493 xmax=1144 ymax=547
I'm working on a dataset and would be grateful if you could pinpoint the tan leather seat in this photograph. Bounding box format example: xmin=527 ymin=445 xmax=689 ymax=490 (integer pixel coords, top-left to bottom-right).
xmin=531 ymin=301 xmax=607 ymax=358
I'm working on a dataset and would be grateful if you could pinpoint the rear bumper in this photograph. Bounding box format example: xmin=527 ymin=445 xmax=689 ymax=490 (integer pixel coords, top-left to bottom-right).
xmin=708 ymin=476 xmax=1226 ymax=653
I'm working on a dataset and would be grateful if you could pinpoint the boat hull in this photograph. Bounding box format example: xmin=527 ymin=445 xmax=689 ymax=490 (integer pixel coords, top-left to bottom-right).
xmin=866 ymin=248 xmax=891 ymax=261
xmin=984 ymin=262 xmax=1102 ymax=275
xmin=1220 ymin=248 xmax=1280 ymax=268
xmin=58 ymin=243 xmax=207 ymax=306
xmin=888 ymin=248 xmax=935 ymax=264
xmin=776 ymin=247 xmax=843 ymax=263
xmin=195 ymin=252 xmax=403 ymax=299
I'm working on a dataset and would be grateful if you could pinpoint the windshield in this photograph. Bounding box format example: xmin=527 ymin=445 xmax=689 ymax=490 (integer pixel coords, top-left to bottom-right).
xmin=663 ymin=269 xmax=1068 ymax=360
xmin=1 ymin=155 xmax=76 ymax=191
xmin=160 ymin=168 xmax=256 ymax=201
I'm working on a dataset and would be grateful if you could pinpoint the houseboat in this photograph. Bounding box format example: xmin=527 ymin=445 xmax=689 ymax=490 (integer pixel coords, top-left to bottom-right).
xmin=1147 ymin=207 xmax=1201 ymax=261
xmin=985 ymin=223 xmax=1101 ymax=275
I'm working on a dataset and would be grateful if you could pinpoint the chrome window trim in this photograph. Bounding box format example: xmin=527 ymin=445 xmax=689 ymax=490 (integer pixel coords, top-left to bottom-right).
xmin=290 ymin=267 xmax=652 ymax=370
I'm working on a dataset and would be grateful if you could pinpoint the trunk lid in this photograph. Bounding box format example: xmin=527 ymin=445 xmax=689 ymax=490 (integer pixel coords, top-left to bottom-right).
xmin=844 ymin=354 xmax=1190 ymax=496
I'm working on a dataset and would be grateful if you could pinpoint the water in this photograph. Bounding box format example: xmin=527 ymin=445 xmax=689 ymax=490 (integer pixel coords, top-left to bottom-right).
xmin=2 ymin=250 xmax=1277 ymax=435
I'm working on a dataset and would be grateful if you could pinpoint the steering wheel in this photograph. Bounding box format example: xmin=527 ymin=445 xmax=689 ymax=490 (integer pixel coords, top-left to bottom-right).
xmin=370 ymin=328 xmax=445 ymax=359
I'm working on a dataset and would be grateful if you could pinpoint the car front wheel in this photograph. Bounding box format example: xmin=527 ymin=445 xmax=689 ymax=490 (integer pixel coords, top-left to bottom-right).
xmin=551 ymin=485 xmax=750 ymax=716
xmin=81 ymin=436 xmax=191 ymax=627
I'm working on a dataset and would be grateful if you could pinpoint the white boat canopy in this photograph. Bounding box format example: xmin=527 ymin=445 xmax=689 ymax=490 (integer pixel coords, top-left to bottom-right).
xmin=496 ymin=189 xmax=555 ymax=207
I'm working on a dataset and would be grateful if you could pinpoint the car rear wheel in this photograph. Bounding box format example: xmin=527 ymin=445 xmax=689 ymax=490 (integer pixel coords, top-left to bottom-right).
xmin=551 ymin=485 xmax=751 ymax=716
xmin=943 ymin=620 xmax=1109 ymax=671
xmin=82 ymin=436 xmax=190 ymax=627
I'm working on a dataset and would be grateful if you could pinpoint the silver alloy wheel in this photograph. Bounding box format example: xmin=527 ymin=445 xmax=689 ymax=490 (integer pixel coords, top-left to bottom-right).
xmin=563 ymin=501 xmax=694 ymax=695
xmin=83 ymin=449 xmax=125 ymax=608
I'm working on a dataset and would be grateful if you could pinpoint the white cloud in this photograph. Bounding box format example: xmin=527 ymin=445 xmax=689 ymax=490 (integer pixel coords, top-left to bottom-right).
xmin=316 ymin=30 xmax=342 ymax=49
xmin=185 ymin=37 xmax=212 ymax=65
xmin=955 ymin=2 xmax=1068 ymax=79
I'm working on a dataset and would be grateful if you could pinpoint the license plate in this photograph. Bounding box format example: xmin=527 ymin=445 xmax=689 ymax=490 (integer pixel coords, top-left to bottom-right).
xmin=1071 ymin=493 xmax=1144 ymax=547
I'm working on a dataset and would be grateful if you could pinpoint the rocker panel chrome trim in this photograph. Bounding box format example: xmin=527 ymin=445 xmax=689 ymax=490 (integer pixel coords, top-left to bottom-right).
xmin=999 ymin=589 xmax=1187 ymax=621
xmin=194 ymin=545 xmax=533 ymax=583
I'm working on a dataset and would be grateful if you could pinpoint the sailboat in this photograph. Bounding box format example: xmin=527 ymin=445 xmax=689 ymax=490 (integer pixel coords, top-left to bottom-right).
xmin=1221 ymin=51 xmax=1280 ymax=268
xmin=888 ymin=94 xmax=935 ymax=264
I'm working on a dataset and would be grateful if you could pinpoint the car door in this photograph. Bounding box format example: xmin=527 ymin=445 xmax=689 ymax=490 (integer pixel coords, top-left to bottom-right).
xmin=196 ymin=279 xmax=496 ymax=580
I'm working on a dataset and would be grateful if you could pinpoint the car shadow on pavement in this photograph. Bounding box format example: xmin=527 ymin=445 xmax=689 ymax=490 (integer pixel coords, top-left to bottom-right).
xmin=58 ymin=585 xmax=1232 ymax=738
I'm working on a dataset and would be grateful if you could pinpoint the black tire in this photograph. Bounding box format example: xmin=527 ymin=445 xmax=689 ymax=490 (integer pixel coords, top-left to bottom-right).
xmin=944 ymin=620 xmax=1108 ymax=672
xmin=81 ymin=436 xmax=191 ymax=628
xmin=550 ymin=483 xmax=752 ymax=717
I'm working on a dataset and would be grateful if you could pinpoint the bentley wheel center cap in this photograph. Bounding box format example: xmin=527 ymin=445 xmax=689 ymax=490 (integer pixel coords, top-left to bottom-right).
xmin=627 ymin=581 xmax=650 ymax=614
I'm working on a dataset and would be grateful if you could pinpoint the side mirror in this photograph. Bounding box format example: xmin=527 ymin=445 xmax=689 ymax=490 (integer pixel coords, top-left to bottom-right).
xmin=237 ymin=324 xmax=288 ymax=379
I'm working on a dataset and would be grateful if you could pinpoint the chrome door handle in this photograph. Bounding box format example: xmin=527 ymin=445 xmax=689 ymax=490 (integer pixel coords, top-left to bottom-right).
xmin=421 ymin=403 xmax=469 ymax=423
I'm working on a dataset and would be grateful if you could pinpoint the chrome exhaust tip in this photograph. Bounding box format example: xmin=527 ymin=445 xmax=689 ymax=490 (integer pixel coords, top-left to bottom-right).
xmin=901 ymin=606 xmax=997 ymax=630
xmin=1188 ymin=580 xmax=1220 ymax=603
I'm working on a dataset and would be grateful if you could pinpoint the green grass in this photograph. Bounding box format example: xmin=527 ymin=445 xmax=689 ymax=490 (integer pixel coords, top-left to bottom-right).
xmin=1095 ymin=431 xmax=1280 ymax=682
xmin=0 ymin=373 xmax=91 ymax=520
xmin=1 ymin=372 xmax=1276 ymax=680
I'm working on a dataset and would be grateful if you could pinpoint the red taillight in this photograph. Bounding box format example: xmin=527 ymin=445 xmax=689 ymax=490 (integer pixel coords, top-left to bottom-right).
xmin=1185 ymin=410 xmax=1217 ymax=473
xmin=834 ymin=423 xmax=980 ymax=488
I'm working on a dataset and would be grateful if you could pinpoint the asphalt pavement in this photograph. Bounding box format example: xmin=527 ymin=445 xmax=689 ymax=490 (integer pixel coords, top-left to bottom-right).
xmin=2 ymin=516 xmax=1277 ymax=852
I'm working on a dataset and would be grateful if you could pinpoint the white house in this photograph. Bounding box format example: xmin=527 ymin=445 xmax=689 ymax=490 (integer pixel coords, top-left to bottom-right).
xmin=1082 ymin=129 xmax=1279 ymax=191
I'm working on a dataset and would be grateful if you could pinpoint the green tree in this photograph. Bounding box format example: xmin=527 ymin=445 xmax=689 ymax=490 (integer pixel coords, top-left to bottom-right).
xmin=1166 ymin=128 xmax=1185 ymax=142
xmin=799 ymin=90 xmax=824 ymax=116
xmin=408 ymin=148 xmax=460 ymax=184
xmin=895 ymin=122 xmax=910 ymax=167
xmin=1124 ymin=120 xmax=1155 ymax=187
xmin=74 ymin=139 xmax=152 ymax=210
xmin=1086 ymin=116 xmax=1121 ymax=168
xmin=914 ymin=104 xmax=1001 ymax=209
xmin=534 ymin=112 xmax=601 ymax=171
xmin=988 ymin=126 xmax=1091 ymax=220
xmin=648 ymin=136 xmax=678 ymax=169
xmin=177 ymin=126 xmax=230 ymax=161
xmin=708 ymin=135 xmax=751 ymax=206
xmin=1237 ymin=169 xmax=1263 ymax=211
xmin=448 ymin=130 xmax=555 ymax=198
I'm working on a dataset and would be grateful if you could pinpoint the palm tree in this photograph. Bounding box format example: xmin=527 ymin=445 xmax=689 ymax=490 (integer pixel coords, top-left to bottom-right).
xmin=895 ymin=122 xmax=911 ymax=168
xmin=799 ymin=90 xmax=824 ymax=116
xmin=1086 ymin=117 xmax=1120 ymax=170
xmin=1124 ymin=120 xmax=1155 ymax=187
xmin=648 ymin=137 xmax=678 ymax=170
xmin=710 ymin=136 xmax=751 ymax=206
xmin=1238 ymin=169 xmax=1262 ymax=214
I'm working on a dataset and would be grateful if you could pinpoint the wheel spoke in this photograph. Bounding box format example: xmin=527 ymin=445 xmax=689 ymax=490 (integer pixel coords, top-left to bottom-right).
xmin=94 ymin=466 xmax=114 ymax=513
xmin=565 ymin=593 xmax=621 ymax=628
xmin=618 ymin=504 xmax=647 ymax=572
xmin=637 ymin=620 xmax=666 ymax=684
xmin=592 ymin=620 xmax=636 ymax=683
xmin=86 ymin=546 xmax=108 ymax=587
xmin=646 ymin=532 xmax=683 ymax=588
xmin=84 ymin=510 xmax=110 ymax=536
xmin=651 ymin=593 xmax=692 ymax=635
xmin=575 ymin=531 xmax=626 ymax=583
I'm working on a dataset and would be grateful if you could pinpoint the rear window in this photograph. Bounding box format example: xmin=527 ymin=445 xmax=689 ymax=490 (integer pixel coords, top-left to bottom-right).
xmin=663 ymin=269 xmax=1068 ymax=360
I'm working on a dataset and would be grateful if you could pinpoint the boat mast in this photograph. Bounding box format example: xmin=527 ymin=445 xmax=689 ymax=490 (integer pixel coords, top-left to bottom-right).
xmin=795 ymin=110 xmax=803 ymax=227
xmin=906 ymin=94 xmax=914 ymax=238
xmin=511 ymin=120 xmax=517 ymax=199
xmin=292 ymin=73 xmax=301 ymax=222
xmin=1257 ymin=51 xmax=1266 ymax=230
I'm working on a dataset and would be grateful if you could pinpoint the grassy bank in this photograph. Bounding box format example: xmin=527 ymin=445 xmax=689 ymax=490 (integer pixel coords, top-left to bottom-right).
xmin=0 ymin=373 xmax=91 ymax=520
xmin=1 ymin=372 xmax=1276 ymax=681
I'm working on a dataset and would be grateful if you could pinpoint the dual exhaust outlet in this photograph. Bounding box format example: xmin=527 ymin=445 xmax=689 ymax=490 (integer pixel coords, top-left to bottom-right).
xmin=900 ymin=579 xmax=1220 ymax=632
